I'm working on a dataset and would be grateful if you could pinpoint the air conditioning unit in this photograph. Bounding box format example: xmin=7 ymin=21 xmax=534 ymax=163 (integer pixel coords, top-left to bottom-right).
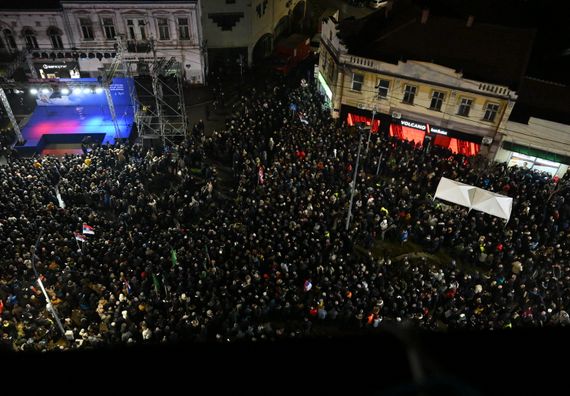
xmin=482 ymin=136 xmax=493 ymax=145
xmin=392 ymin=111 xmax=401 ymax=119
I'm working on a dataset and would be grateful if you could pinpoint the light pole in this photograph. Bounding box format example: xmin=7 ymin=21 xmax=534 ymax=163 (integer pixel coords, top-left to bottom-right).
xmin=346 ymin=127 xmax=364 ymax=231
xmin=365 ymin=108 xmax=376 ymax=154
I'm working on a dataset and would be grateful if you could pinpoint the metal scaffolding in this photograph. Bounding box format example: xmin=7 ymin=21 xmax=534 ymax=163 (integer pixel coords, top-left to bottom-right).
xmin=0 ymin=35 xmax=188 ymax=148
xmin=125 ymin=43 xmax=188 ymax=145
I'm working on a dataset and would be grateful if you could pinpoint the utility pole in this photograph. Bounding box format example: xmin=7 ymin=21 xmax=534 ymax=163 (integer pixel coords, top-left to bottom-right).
xmin=237 ymin=53 xmax=244 ymax=82
xmin=365 ymin=107 xmax=376 ymax=154
xmin=346 ymin=128 xmax=364 ymax=231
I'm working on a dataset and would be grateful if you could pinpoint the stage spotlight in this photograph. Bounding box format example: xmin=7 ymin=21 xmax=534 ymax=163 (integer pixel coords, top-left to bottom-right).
xmin=95 ymin=87 xmax=103 ymax=94
xmin=41 ymin=88 xmax=50 ymax=94
xmin=30 ymin=88 xmax=38 ymax=95
xmin=83 ymin=88 xmax=92 ymax=94
xmin=73 ymin=87 xmax=82 ymax=95
xmin=61 ymin=88 xmax=70 ymax=95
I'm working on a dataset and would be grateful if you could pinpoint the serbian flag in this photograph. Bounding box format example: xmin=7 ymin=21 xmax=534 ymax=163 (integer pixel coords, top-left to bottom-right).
xmin=258 ymin=166 xmax=265 ymax=185
xmin=74 ymin=232 xmax=87 ymax=242
xmin=82 ymin=223 xmax=95 ymax=235
xmin=124 ymin=280 xmax=132 ymax=295
xmin=304 ymin=279 xmax=312 ymax=292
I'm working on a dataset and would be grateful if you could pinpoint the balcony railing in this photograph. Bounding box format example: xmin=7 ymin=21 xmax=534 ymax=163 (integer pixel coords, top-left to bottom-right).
xmin=126 ymin=40 xmax=151 ymax=53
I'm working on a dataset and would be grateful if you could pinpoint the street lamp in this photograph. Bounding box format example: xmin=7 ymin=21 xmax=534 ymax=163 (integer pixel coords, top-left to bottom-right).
xmin=346 ymin=125 xmax=364 ymax=231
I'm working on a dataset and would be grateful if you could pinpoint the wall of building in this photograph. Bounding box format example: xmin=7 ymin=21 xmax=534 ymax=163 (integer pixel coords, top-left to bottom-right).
xmin=0 ymin=2 xmax=204 ymax=83
xmin=200 ymin=0 xmax=305 ymax=65
xmin=318 ymin=13 xmax=519 ymax=157
xmin=61 ymin=2 xmax=203 ymax=82
xmin=0 ymin=11 xmax=72 ymax=52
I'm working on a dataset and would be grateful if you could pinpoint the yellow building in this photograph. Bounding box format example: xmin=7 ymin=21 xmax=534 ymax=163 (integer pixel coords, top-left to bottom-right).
xmin=317 ymin=5 xmax=535 ymax=158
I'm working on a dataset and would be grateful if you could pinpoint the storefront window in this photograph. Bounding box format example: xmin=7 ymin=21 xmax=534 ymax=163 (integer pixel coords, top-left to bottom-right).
xmin=508 ymin=152 xmax=560 ymax=175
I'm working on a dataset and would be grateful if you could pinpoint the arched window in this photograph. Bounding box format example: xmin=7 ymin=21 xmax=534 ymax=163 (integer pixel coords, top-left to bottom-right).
xmin=47 ymin=26 xmax=64 ymax=49
xmin=3 ymin=29 xmax=17 ymax=50
xmin=22 ymin=27 xmax=39 ymax=49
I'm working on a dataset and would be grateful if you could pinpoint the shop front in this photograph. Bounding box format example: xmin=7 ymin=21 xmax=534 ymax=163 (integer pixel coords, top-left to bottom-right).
xmin=341 ymin=104 xmax=390 ymax=135
xmin=501 ymin=141 xmax=569 ymax=177
xmin=316 ymin=70 xmax=333 ymax=109
xmin=389 ymin=117 xmax=482 ymax=156
xmin=35 ymin=62 xmax=80 ymax=79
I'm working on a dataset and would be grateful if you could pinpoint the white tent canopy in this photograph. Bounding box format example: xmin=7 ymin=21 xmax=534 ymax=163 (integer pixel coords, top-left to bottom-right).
xmin=434 ymin=177 xmax=513 ymax=221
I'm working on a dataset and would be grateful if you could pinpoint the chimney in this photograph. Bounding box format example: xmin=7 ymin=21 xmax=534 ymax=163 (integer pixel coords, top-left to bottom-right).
xmin=466 ymin=15 xmax=475 ymax=27
xmin=421 ymin=9 xmax=429 ymax=24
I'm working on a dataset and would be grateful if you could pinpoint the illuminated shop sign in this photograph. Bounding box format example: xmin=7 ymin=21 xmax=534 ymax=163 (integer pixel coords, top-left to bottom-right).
xmin=317 ymin=71 xmax=333 ymax=101
xmin=429 ymin=126 xmax=448 ymax=135
xmin=42 ymin=64 xmax=68 ymax=70
xmin=400 ymin=119 xmax=427 ymax=131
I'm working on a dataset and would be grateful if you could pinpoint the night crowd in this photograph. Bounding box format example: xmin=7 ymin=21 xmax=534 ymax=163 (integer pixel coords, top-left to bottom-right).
xmin=1 ymin=81 xmax=569 ymax=352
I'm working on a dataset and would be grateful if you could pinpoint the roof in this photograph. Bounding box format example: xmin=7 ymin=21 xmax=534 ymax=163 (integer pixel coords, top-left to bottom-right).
xmin=338 ymin=1 xmax=535 ymax=89
xmin=0 ymin=0 xmax=197 ymax=9
xmin=0 ymin=1 xmax=61 ymax=10
xmin=509 ymin=77 xmax=570 ymax=125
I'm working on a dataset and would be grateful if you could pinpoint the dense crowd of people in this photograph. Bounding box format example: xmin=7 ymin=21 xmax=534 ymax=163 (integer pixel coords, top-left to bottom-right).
xmin=1 ymin=81 xmax=569 ymax=351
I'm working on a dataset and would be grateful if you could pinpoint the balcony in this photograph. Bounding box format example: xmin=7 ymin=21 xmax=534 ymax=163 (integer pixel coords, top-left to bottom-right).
xmin=126 ymin=40 xmax=151 ymax=53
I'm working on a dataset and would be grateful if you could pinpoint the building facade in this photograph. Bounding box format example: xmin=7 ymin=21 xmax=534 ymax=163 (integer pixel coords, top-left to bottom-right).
xmin=0 ymin=1 xmax=205 ymax=83
xmin=316 ymin=6 xmax=534 ymax=158
xmin=201 ymin=0 xmax=306 ymax=72
xmin=494 ymin=78 xmax=570 ymax=177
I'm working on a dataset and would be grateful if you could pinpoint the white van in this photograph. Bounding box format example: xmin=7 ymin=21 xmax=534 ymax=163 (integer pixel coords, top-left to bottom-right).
xmin=369 ymin=0 xmax=388 ymax=8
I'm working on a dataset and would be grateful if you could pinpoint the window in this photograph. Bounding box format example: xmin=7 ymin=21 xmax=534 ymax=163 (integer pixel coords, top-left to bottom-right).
xmin=430 ymin=91 xmax=445 ymax=111
xmin=79 ymin=18 xmax=94 ymax=40
xmin=3 ymin=29 xmax=17 ymax=49
xmin=139 ymin=20 xmax=147 ymax=40
xmin=457 ymin=98 xmax=473 ymax=117
xmin=23 ymin=28 xmax=38 ymax=49
xmin=3 ymin=29 xmax=16 ymax=49
xmin=178 ymin=18 xmax=190 ymax=40
xmin=403 ymin=85 xmax=417 ymax=104
xmin=158 ymin=18 xmax=170 ymax=40
xmin=102 ymin=17 xmax=116 ymax=40
xmin=127 ymin=20 xmax=136 ymax=40
xmin=351 ymin=73 xmax=364 ymax=91
xmin=376 ymin=79 xmax=390 ymax=98
xmin=483 ymin=103 xmax=500 ymax=122
xmin=48 ymin=27 xmax=63 ymax=49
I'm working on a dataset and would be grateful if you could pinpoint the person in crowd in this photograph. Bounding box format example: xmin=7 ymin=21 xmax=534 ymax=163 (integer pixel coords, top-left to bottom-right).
xmin=0 ymin=80 xmax=569 ymax=352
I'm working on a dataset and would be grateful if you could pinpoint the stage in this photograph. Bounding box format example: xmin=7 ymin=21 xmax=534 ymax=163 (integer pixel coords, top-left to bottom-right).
xmin=16 ymin=78 xmax=136 ymax=155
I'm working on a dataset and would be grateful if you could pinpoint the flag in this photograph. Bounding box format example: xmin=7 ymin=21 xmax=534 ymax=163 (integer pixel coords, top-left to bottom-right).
xmin=152 ymin=273 xmax=161 ymax=296
xmin=74 ymin=232 xmax=87 ymax=242
xmin=258 ymin=166 xmax=265 ymax=185
xmin=123 ymin=280 xmax=132 ymax=295
xmin=82 ymin=223 xmax=94 ymax=235
xmin=171 ymin=249 xmax=178 ymax=267
xmin=304 ymin=280 xmax=312 ymax=292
